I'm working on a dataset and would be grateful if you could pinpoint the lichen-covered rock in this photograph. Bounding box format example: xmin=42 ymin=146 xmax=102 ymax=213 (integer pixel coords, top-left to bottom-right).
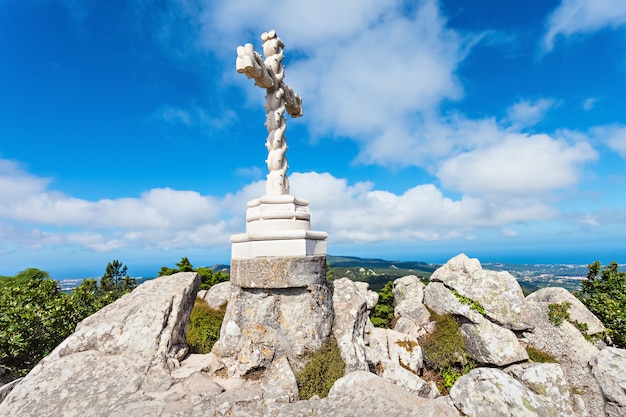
xmin=450 ymin=367 xmax=553 ymax=417
xmin=523 ymin=301 xmax=605 ymax=417
xmin=526 ymin=287 xmax=605 ymax=335
xmin=460 ymin=315 xmax=529 ymax=366
xmin=423 ymin=281 xmax=484 ymax=323
xmin=277 ymin=371 xmax=459 ymax=416
xmin=393 ymin=316 xmax=435 ymax=340
xmin=431 ymin=254 xmax=533 ymax=331
xmin=216 ymin=283 xmax=333 ymax=376
xmin=202 ymin=281 xmax=231 ymax=310
xmin=354 ymin=281 xmax=379 ymax=311
xmin=395 ymin=299 xmax=431 ymax=327
xmin=0 ymin=272 xmax=200 ymax=417
xmin=590 ymin=347 xmax=626 ymax=417
xmin=505 ymin=362 xmax=574 ymax=417
xmin=376 ymin=360 xmax=438 ymax=398
xmin=331 ymin=278 xmax=370 ymax=373
xmin=366 ymin=328 xmax=423 ymax=374
xmin=393 ymin=275 xmax=425 ymax=304
xmin=261 ymin=355 xmax=299 ymax=404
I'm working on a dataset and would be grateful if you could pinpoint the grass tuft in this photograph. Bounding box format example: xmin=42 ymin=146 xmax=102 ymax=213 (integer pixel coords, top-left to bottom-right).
xmin=295 ymin=336 xmax=345 ymax=400
xmin=186 ymin=298 xmax=225 ymax=354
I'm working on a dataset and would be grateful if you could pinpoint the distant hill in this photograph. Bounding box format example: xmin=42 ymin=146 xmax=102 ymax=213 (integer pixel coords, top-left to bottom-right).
xmin=327 ymin=255 xmax=437 ymax=291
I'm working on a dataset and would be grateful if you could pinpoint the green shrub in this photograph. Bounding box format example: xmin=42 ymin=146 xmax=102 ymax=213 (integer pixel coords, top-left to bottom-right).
xmin=370 ymin=280 xmax=394 ymax=328
xmin=295 ymin=336 xmax=345 ymax=400
xmin=186 ymin=299 xmax=225 ymax=354
xmin=576 ymin=261 xmax=626 ymax=348
xmin=547 ymin=302 xmax=571 ymax=326
xmin=526 ymin=346 xmax=557 ymax=363
xmin=420 ymin=311 xmax=475 ymax=392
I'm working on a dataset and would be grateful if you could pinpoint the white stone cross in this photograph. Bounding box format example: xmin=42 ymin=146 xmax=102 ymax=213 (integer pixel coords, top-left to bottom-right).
xmin=236 ymin=30 xmax=302 ymax=196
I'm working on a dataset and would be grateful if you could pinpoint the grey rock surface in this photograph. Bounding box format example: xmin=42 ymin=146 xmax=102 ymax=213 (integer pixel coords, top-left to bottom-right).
xmin=202 ymin=281 xmax=231 ymax=310
xmin=216 ymin=282 xmax=333 ymax=376
xmin=277 ymin=371 xmax=460 ymax=417
xmin=505 ymin=362 xmax=574 ymax=417
xmin=395 ymin=299 xmax=431 ymax=327
xmin=450 ymin=367 xmax=553 ymax=417
xmin=331 ymin=278 xmax=370 ymax=373
xmin=460 ymin=314 xmax=529 ymax=366
xmin=0 ymin=272 xmax=200 ymax=417
xmin=527 ymin=287 xmax=605 ymax=335
xmin=430 ymin=253 xmax=533 ymax=331
xmin=590 ymin=347 xmax=626 ymax=417
xmin=393 ymin=275 xmax=425 ymax=304
xmin=230 ymin=255 xmax=326 ymax=288
xmin=523 ymin=301 xmax=605 ymax=417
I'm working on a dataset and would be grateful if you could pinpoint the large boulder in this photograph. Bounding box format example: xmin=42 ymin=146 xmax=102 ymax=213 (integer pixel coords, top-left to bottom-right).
xmin=393 ymin=275 xmax=425 ymax=304
xmin=459 ymin=315 xmax=529 ymax=366
xmin=450 ymin=367 xmax=553 ymax=417
xmin=424 ymin=281 xmax=528 ymax=366
xmin=331 ymin=278 xmax=370 ymax=373
xmin=277 ymin=371 xmax=460 ymax=416
xmin=505 ymin=362 xmax=575 ymax=417
xmin=0 ymin=272 xmax=200 ymax=417
xmin=523 ymin=300 xmax=605 ymax=416
xmin=202 ymin=281 xmax=231 ymax=310
xmin=526 ymin=287 xmax=605 ymax=335
xmin=590 ymin=347 xmax=626 ymax=417
xmin=430 ymin=254 xmax=533 ymax=331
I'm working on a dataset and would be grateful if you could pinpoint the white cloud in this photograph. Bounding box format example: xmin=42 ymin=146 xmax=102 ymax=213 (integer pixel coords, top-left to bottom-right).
xmin=582 ymin=97 xmax=599 ymax=111
xmin=543 ymin=0 xmax=626 ymax=51
xmin=506 ymin=98 xmax=555 ymax=128
xmin=437 ymin=133 xmax=597 ymax=198
xmin=591 ymin=124 xmax=626 ymax=159
xmin=0 ymin=158 xmax=563 ymax=252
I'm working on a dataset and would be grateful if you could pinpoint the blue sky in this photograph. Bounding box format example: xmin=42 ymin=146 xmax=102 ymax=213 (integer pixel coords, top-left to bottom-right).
xmin=2 ymin=0 xmax=626 ymax=278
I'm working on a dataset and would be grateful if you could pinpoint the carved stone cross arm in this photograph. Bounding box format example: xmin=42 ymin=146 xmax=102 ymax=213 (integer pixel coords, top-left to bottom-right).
xmin=236 ymin=30 xmax=302 ymax=196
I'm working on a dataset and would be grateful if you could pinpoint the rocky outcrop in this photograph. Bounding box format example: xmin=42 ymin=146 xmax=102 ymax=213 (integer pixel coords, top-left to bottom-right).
xmin=527 ymin=286 xmax=605 ymax=335
xmin=430 ymin=253 xmax=533 ymax=331
xmin=590 ymin=347 xmax=626 ymax=417
xmin=202 ymin=281 xmax=231 ymax=310
xmin=331 ymin=278 xmax=370 ymax=373
xmin=423 ymin=281 xmax=528 ymax=366
xmin=2 ymin=253 xmax=623 ymax=417
xmin=277 ymin=371 xmax=459 ymax=416
xmin=0 ymin=272 xmax=200 ymax=417
xmin=450 ymin=367 xmax=554 ymax=417
xmin=505 ymin=363 xmax=574 ymax=417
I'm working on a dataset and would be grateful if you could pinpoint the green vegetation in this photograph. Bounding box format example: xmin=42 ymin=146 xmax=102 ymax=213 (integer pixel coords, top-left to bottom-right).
xmin=547 ymin=302 xmax=572 ymax=326
xmin=158 ymin=257 xmax=229 ymax=290
xmin=419 ymin=311 xmax=476 ymax=393
xmin=295 ymin=336 xmax=345 ymax=400
xmin=575 ymin=261 xmax=626 ymax=348
xmin=0 ymin=261 xmax=134 ymax=376
xmin=452 ymin=290 xmax=486 ymax=316
xmin=185 ymin=299 xmax=225 ymax=354
xmin=370 ymin=280 xmax=395 ymax=328
xmin=526 ymin=346 xmax=558 ymax=363
xmin=327 ymin=255 xmax=434 ymax=291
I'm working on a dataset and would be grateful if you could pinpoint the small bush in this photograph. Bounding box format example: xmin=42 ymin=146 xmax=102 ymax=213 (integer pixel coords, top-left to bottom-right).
xmin=370 ymin=280 xmax=394 ymax=328
xmin=526 ymin=346 xmax=557 ymax=363
xmin=420 ymin=311 xmax=476 ymax=393
xmin=548 ymin=302 xmax=571 ymax=326
xmin=186 ymin=298 xmax=225 ymax=354
xmin=295 ymin=336 xmax=345 ymax=400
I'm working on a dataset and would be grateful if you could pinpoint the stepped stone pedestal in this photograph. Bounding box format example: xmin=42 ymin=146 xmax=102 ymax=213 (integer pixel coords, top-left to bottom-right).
xmin=216 ymin=194 xmax=332 ymax=376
